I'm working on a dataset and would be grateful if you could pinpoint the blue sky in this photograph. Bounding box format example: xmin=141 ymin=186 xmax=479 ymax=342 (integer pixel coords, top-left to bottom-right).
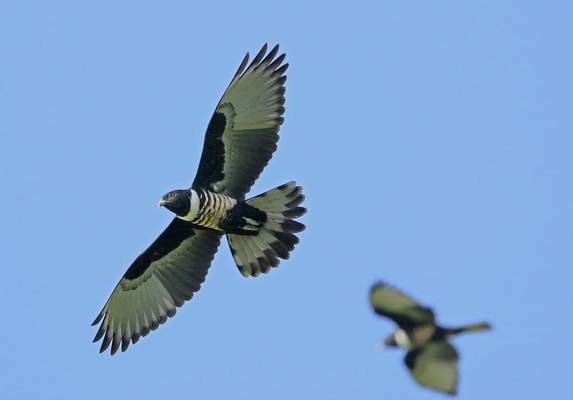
xmin=0 ymin=1 xmax=571 ymax=399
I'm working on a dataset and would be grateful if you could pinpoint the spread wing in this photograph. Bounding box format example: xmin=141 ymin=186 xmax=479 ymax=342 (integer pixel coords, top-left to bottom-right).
xmin=92 ymin=219 xmax=222 ymax=355
xmin=192 ymin=44 xmax=288 ymax=199
xmin=405 ymin=340 xmax=459 ymax=395
xmin=369 ymin=282 xmax=436 ymax=330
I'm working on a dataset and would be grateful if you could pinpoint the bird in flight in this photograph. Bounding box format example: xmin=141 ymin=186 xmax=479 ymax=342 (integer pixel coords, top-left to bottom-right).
xmin=369 ymin=282 xmax=491 ymax=395
xmin=93 ymin=44 xmax=306 ymax=355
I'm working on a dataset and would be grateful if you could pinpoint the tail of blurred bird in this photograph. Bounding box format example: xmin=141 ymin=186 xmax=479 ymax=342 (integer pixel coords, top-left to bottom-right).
xmin=227 ymin=182 xmax=306 ymax=277
xmin=446 ymin=322 xmax=492 ymax=336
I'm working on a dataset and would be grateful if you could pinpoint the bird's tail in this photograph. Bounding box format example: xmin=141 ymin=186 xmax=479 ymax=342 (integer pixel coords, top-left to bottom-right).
xmin=445 ymin=321 xmax=492 ymax=336
xmin=227 ymin=182 xmax=306 ymax=277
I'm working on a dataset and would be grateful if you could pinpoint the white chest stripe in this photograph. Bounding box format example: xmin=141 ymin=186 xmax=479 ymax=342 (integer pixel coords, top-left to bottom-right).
xmin=180 ymin=189 xmax=202 ymax=222
xmin=188 ymin=189 xmax=201 ymax=220
xmin=395 ymin=329 xmax=412 ymax=350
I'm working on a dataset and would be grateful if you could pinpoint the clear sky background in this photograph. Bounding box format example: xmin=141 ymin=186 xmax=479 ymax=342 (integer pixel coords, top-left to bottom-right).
xmin=0 ymin=1 xmax=571 ymax=399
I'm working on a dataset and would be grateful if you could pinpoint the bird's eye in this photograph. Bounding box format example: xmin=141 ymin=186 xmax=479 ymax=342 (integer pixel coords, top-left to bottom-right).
xmin=169 ymin=193 xmax=175 ymax=199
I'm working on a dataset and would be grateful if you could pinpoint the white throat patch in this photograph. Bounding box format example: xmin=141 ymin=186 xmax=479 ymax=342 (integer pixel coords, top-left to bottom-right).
xmin=182 ymin=189 xmax=200 ymax=221
xmin=395 ymin=329 xmax=412 ymax=350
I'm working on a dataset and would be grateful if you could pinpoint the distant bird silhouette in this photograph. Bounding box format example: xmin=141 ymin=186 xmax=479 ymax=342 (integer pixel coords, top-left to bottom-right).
xmin=369 ymin=282 xmax=491 ymax=395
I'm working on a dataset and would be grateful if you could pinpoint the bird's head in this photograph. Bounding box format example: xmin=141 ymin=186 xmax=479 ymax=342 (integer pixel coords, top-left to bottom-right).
xmin=159 ymin=189 xmax=191 ymax=217
xmin=379 ymin=333 xmax=398 ymax=351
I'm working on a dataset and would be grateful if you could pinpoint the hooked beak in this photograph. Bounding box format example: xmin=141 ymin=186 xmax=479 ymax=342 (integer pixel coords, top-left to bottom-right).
xmin=158 ymin=199 xmax=168 ymax=208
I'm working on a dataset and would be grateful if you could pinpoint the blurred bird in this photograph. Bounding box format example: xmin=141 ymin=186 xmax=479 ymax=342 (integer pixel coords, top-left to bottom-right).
xmin=369 ymin=282 xmax=491 ymax=395
xmin=92 ymin=44 xmax=306 ymax=355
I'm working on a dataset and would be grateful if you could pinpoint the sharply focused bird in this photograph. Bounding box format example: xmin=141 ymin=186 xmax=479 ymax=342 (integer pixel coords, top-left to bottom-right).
xmin=92 ymin=44 xmax=306 ymax=355
xmin=369 ymin=282 xmax=491 ymax=395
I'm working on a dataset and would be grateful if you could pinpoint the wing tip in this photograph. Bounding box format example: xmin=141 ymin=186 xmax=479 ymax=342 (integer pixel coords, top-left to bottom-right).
xmin=249 ymin=43 xmax=268 ymax=69
xmin=370 ymin=280 xmax=388 ymax=294
xmin=121 ymin=337 xmax=130 ymax=352
xmin=275 ymin=63 xmax=289 ymax=76
xmin=94 ymin=308 xmax=181 ymax=355
xmin=91 ymin=309 xmax=105 ymax=326
xmin=240 ymin=43 xmax=286 ymax=76
xmin=234 ymin=52 xmax=250 ymax=79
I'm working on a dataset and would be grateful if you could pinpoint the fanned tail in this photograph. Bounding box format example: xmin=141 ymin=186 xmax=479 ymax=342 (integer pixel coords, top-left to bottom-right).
xmin=227 ymin=182 xmax=306 ymax=277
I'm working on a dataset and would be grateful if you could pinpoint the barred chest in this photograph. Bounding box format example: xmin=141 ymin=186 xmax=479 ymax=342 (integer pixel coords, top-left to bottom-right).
xmin=179 ymin=189 xmax=237 ymax=230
